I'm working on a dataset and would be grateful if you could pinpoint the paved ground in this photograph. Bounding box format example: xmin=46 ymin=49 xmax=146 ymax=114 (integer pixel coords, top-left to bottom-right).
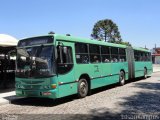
xmin=0 ymin=72 xmax=159 ymax=120
xmin=153 ymin=64 xmax=160 ymax=72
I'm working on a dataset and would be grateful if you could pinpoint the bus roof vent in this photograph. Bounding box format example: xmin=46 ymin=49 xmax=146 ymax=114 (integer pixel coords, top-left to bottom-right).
xmin=48 ymin=31 xmax=55 ymax=34
xmin=66 ymin=34 xmax=71 ymax=36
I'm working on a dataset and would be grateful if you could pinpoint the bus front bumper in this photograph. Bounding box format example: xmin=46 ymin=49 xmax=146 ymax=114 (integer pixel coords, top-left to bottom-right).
xmin=16 ymin=89 xmax=58 ymax=99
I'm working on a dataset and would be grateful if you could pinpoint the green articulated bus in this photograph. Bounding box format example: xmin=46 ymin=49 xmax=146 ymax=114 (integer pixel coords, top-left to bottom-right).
xmin=15 ymin=34 xmax=152 ymax=99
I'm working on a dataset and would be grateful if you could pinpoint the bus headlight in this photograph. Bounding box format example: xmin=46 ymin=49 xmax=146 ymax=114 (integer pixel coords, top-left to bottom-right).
xmin=51 ymin=84 xmax=57 ymax=89
xmin=16 ymin=84 xmax=24 ymax=89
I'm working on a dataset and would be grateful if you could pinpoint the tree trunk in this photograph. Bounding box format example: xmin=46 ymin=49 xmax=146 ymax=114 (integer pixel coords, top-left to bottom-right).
xmin=104 ymin=33 xmax=107 ymax=42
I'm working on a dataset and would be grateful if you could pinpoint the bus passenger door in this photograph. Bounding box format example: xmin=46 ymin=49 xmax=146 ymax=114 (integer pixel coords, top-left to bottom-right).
xmin=56 ymin=41 xmax=76 ymax=98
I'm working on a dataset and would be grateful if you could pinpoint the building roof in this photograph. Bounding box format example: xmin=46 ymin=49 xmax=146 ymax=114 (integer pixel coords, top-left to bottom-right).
xmin=152 ymin=54 xmax=160 ymax=56
xmin=0 ymin=34 xmax=18 ymax=46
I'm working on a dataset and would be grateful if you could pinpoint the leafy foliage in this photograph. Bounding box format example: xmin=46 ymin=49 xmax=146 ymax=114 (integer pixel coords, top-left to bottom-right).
xmin=91 ymin=19 xmax=131 ymax=46
xmin=91 ymin=19 xmax=122 ymax=42
xmin=114 ymin=41 xmax=131 ymax=46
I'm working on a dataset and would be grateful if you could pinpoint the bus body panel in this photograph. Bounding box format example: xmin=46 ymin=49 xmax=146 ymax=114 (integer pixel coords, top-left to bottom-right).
xmin=111 ymin=62 xmax=128 ymax=81
xmin=74 ymin=62 xmax=128 ymax=90
xmin=55 ymin=41 xmax=77 ymax=98
xmin=15 ymin=34 xmax=153 ymax=99
xmin=134 ymin=61 xmax=152 ymax=77
xmin=15 ymin=76 xmax=58 ymax=99
xmin=57 ymin=68 xmax=77 ymax=98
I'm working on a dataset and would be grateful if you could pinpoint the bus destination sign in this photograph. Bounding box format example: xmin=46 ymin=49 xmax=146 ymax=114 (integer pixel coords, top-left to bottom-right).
xmin=18 ymin=36 xmax=53 ymax=47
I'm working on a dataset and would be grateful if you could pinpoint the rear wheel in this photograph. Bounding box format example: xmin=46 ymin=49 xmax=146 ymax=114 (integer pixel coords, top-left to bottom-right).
xmin=144 ymin=68 xmax=147 ymax=79
xmin=78 ymin=78 xmax=88 ymax=98
xmin=119 ymin=71 xmax=125 ymax=86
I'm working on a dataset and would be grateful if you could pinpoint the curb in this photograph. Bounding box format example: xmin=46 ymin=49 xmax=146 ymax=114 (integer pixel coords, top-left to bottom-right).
xmin=0 ymin=95 xmax=25 ymax=106
xmin=0 ymin=99 xmax=10 ymax=106
xmin=0 ymin=91 xmax=18 ymax=106
xmin=153 ymin=71 xmax=160 ymax=73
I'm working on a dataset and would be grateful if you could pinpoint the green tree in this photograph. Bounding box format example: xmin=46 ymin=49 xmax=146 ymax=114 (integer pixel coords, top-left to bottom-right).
xmin=91 ymin=19 xmax=131 ymax=46
xmin=91 ymin=19 xmax=122 ymax=42
xmin=115 ymin=41 xmax=131 ymax=46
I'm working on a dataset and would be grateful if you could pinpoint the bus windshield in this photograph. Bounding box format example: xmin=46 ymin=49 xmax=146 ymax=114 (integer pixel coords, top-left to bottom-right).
xmin=16 ymin=45 xmax=55 ymax=78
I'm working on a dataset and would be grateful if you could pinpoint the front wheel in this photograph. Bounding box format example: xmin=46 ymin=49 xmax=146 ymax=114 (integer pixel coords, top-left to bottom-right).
xmin=119 ymin=71 xmax=125 ymax=86
xmin=78 ymin=78 xmax=88 ymax=98
xmin=144 ymin=68 xmax=147 ymax=79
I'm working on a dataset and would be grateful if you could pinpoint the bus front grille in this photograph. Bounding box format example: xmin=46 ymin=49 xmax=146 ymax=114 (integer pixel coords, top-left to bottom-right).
xmin=23 ymin=85 xmax=42 ymax=90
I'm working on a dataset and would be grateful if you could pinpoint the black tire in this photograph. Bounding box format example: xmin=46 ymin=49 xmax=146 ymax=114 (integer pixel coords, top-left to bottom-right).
xmin=144 ymin=68 xmax=147 ymax=79
xmin=119 ymin=71 xmax=125 ymax=86
xmin=78 ymin=78 xmax=88 ymax=98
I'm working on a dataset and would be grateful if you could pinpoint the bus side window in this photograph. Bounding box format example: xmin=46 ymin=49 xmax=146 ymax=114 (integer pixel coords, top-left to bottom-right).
xmin=142 ymin=52 xmax=146 ymax=61
xmin=111 ymin=47 xmax=119 ymax=62
xmin=75 ymin=43 xmax=89 ymax=64
xmin=101 ymin=46 xmax=111 ymax=63
xmin=119 ymin=48 xmax=126 ymax=62
xmin=139 ymin=52 xmax=143 ymax=61
xmin=134 ymin=50 xmax=141 ymax=61
xmin=134 ymin=50 xmax=151 ymax=62
xmin=148 ymin=53 xmax=151 ymax=61
xmin=134 ymin=50 xmax=137 ymax=61
xmin=57 ymin=46 xmax=73 ymax=74
xmin=89 ymin=44 xmax=101 ymax=63
xmin=145 ymin=52 xmax=150 ymax=61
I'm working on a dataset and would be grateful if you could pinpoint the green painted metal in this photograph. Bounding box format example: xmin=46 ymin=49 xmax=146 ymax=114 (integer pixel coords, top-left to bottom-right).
xmin=15 ymin=34 xmax=153 ymax=99
xmin=15 ymin=76 xmax=58 ymax=98
xmin=134 ymin=61 xmax=152 ymax=77
xmin=56 ymin=41 xmax=77 ymax=98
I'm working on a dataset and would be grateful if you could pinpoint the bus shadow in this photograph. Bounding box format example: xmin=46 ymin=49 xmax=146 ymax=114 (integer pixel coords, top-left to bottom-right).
xmin=10 ymin=94 xmax=78 ymax=107
xmin=89 ymin=81 xmax=160 ymax=119
xmin=90 ymin=83 xmax=118 ymax=96
xmin=126 ymin=76 xmax=151 ymax=84
xmin=133 ymin=82 xmax=160 ymax=91
xmin=11 ymin=76 xmax=151 ymax=107
xmin=90 ymin=76 xmax=150 ymax=96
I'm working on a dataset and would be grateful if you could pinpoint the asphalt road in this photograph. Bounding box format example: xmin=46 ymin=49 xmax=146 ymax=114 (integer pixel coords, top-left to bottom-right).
xmin=0 ymin=72 xmax=160 ymax=120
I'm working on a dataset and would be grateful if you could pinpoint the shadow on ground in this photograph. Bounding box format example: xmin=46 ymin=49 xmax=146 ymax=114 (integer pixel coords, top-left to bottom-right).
xmin=10 ymin=77 xmax=148 ymax=107
xmin=10 ymin=94 xmax=78 ymax=107
xmin=88 ymin=92 xmax=160 ymax=119
xmin=7 ymin=75 xmax=160 ymax=119
xmin=10 ymin=82 xmax=124 ymax=107
xmin=89 ymin=79 xmax=160 ymax=119
xmin=10 ymin=78 xmax=160 ymax=109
